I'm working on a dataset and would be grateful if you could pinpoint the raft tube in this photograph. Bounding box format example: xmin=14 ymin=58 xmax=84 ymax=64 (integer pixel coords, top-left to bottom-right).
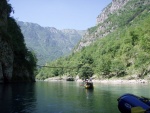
xmin=117 ymin=93 xmax=150 ymax=113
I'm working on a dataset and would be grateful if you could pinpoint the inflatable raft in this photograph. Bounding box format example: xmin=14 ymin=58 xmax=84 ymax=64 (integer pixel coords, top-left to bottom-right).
xmin=117 ymin=93 xmax=150 ymax=113
xmin=84 ymin=82 xmax=94 ymax=89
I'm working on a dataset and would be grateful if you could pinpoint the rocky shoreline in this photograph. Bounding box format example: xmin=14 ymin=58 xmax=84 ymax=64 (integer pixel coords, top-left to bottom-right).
xmin=91 ymin=79 xmax=148 ymax=84
xmin=43 ymin=76 xmax=149 ymax=84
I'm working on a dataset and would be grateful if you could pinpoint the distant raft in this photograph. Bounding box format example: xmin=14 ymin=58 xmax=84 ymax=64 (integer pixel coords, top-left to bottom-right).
xmin=66 ymin=77 xmax=74 ymax=81
xmin=117 ymin=93 xmax=150 ymax=113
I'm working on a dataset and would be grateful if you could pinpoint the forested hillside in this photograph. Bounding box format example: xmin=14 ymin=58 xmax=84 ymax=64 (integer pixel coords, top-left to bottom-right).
xmin=36 ymin=0 xmax=150 ymax=80
xmin=17 ymin=21 xmax=85 ymax=65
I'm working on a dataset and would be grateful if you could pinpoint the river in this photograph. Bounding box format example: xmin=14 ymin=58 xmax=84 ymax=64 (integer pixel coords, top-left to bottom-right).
xmin=0 ymin=81 xmax=150 ymax=113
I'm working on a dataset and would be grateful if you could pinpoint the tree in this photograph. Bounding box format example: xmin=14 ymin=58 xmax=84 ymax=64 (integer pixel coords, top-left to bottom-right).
xmin=111 ymin=59 xmax=126 ymax=77
xmin=79 ymin=66 xmax=93 ymax=78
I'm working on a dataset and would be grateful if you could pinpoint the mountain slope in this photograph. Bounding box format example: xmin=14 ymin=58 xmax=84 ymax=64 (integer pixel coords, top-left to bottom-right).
xmin=17 ymin=21 xmax=85 ymax=65
xmin=36 ymin=0 xmax=150 ymax=80
xmin=75 ymin=0 xmax=150 ymax=51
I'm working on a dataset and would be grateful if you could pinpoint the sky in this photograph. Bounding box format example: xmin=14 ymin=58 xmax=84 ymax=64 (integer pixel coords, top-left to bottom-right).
xmin=9 ymin=0 xmax=112 ymax=30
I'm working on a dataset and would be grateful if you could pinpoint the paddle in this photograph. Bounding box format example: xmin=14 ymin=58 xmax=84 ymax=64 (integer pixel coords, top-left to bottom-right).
xmin=131 ymin=107 xmax=146 ymax=113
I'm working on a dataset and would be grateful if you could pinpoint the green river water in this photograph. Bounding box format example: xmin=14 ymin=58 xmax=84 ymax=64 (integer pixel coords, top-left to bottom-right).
xmin=0 ymin=81 xmax=150 ymax=113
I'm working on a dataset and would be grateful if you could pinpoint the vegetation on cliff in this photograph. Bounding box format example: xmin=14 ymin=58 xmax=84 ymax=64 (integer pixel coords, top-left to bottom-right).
xmin=0 ymin=0 xmax=37 ymax=82
xmin=8 ymin=17 xmax=37 ymax=82
xmin=17 ymin=21 xmax=85 ymax=65
xmin=36 ymin=0 xmax=150 ymax=80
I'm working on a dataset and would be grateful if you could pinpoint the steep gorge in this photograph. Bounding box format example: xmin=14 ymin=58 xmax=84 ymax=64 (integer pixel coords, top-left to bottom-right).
xmin=0 ymin=0 xmax=36 ymax=83
xmin=37 ymin=0 xmax=150 ymax=80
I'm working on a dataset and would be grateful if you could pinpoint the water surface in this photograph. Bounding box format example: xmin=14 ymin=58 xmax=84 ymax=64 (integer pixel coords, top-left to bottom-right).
xmin=0 ymin=81 xmax=150 ymax=113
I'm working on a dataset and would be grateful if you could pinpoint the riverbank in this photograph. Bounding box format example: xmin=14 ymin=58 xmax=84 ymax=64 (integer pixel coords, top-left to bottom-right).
xmin=90 ymin=79 xmax=149 ymax=84
xmin=43 ymin=76 xmax=149 ymax=84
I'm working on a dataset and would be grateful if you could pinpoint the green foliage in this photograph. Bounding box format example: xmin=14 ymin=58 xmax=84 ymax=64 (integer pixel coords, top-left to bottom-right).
xmin=18 ymin=21 xmax=84 ymax=65
xmin=88 ymin=26 xmax=98 ymax=34
xmin=0 ymin=1 xmax=37 ymax=82
xmin=7 ymin=16 xmax=37 ymax=81
xmin=110 ymin=58 xmax=126 ymax=77
xmin=8 ymin=18 xmax=27 ymax=56
xmin=79 ymin=66 xmax=93 ymax=78
xmin=37 ymin=0 xmax=150 ymax=80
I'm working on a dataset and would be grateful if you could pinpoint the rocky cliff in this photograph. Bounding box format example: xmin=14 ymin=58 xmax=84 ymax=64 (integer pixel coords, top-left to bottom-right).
xmin=0 ymin=0 xmax=36 ymax=83
xmin=75 ymin=0 xmax=150 ymax=51
xmin=97 ymin=0 xmax=129 ymax=24
xmin=0 ymin=0 xmax=14 ymax=83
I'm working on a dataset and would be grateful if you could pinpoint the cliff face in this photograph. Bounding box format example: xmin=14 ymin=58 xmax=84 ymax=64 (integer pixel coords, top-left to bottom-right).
xmin=97 ymin=0 xmax=150 ymax=24
xmin=0 ymin=35 xmax=14 ymax=83
xmin=75 ymin=0 xmax=150 ymax=51
xmin=97 ymin=0 xmax=129 ymax=24
xmin=0 ymin=0 xmax=14 ymax=83
xmin=0 ymin=0 xmax=36 ymax=83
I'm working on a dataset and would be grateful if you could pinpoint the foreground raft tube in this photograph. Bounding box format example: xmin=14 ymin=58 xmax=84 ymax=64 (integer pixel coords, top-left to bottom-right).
xmin=117 ymin=93 xmax=150 ymax=113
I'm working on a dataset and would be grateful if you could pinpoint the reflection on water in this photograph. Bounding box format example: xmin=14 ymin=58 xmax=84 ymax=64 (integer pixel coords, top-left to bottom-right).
xmin=85 ymin=89 xmax=94 ymax=99
xmin=0 ymin=81 xmax=150 ymax=113
xmin=0 ymin=83 xmax=36 ymax=113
